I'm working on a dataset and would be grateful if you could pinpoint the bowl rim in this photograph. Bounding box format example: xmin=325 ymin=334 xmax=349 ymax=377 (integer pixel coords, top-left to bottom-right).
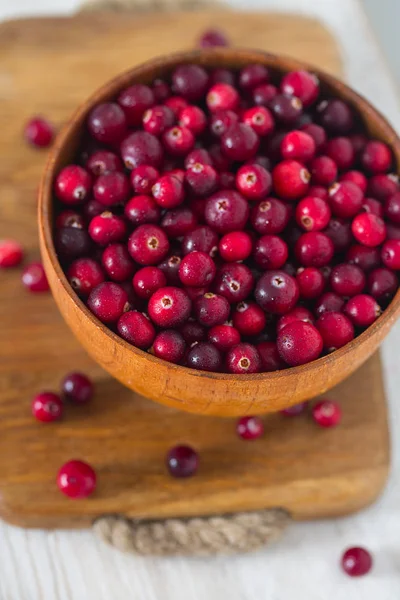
xmin=39 ymin=47 xmax=400 ymax=382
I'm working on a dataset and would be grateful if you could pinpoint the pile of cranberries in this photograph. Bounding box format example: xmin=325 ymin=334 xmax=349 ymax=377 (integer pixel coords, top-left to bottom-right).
xmin=52 ymin=61 xmax=400 ymax=373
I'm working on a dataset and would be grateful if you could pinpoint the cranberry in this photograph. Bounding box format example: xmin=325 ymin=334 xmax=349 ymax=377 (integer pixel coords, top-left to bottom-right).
xmin=121 ymin=131 xmax=163 ymax=170
xmin=209 ymin=143 xmax=231 ymax=171
xmin=324 ymin=218 xmax=352 ymax=253
xmin=272 ymin=160 xmax=310 ymax=200
xmin=315 ymin=292 xmax=345 ymax=317
xmin=295 ymin=232 xmax=334 ymax=267
xmin=300 ymin=123 xmax=327 ymax=151
xmin=310 ymin=156 xmax=337 ymax=186
xmin=89 ymin=212 xmax=126 ymax=245
xmin=340 ymin=170 xmax=367 ymax=193
xmin=142 ymin=105 xmax=175 ymax=136
xmin=55 ymin=227 xmax=92 ymax=261
xmin=208 ymin=324 xmax=241 ymax=351
xmin=57 ymin=460 xmax=96 ymax=498
xmin=209 ymin=68 xmax=235 ymax=86
xmin=231 ymin=301 xmax=265 ymax=336
xmin=368 ymin=267 xmax=398 ymax=303
xmin=346 ymin=245 xmax=380 ymax=272
xmin=317 ymin=99 xmax=354 ymax=133
xmin=281 ymin=402 xmax=307 ymax=416
xmin=361 ymin=140 xmax=392 ymax=173
xmin=316 ymin=312 xmax=354 ymax=351
xmin=255 ymin=270 xmax=299 ymax=314
xmin=185 ymin=148 xmax=213 ymax=169
xmin=88 ymin=102 xmax=127 ymax=144
xmin=226 ymin=343 xmax=261 ymax=374
xmin=236 ymin=416 xmax=264 ymax=440
xmin=296 ymin=267 xmax=325 ymax=299
xmin=157 ymin=255 xmax=182 ymax=286
xmin=148 ymin=286 xmax=191 ymax=327
xmin=182 ymin=226 xmax=218 ymax=256
xmin=362 ymin=197 xmax=383 ymax=218
xmin=187 ymin=342 xmax=222 ymax=372
xmin=179 ymin=251 xmax=216 ymax=288
xmin=84 ymin=199 xmax=104 ymax=220
xmin=385 ymin=192 xmax=400 ymax=224
xmin=56 ymin=210 xmax=86 ymax=230
xmin=256 ymin=341 xmax=283 ymax=371
xmin=296 ymin=196 xmax=331 ymax=231
xmin=177 ymin=106 xmax=206 ymax=136
xmin=242 ymin=106 xmax=274 ymax=137
xmin=251 ymin=198 xmax=290 ymax=235
xmin=352 ymin=213 xmax=386 ymax=247
xmin=194 ymin=292 xmax=230 ymax=327
xmin=118 ymin=84 xmax=155 ymax=126
xmin=213 ymin=263 xmax=254 ymax=303
xmin=341 ymin=547 xmax=373 ymax=577
xmin=329 ymin=181 xmax=363 ymax=218
xmin=22 ymin=262 xmax=49 ymax=292
xmin=162 ymin=126 xmax=195 ymax=156
xmin=68 ymin=257 xmax=104 ymax=296
xmin=32 ymin=392 xmax=63 ymax=422
xmin=124 ymin=195 xmax=160 ymax=226
xmin=152 ymin=79 xmax=171 ymax=102
xmin=181 ymin=320 xmax=207 ymax=345
xmin=281 ymin=130 xmax=316 ymax=162
xmin=117 ymin=311 xmax=155 ymax=349
xmin=205 ymin=190 xmax=249 ymax=233
xmin=253 ymin=234 xmax=288 ymax=270
xmin=206 ymin=83 xmax=239 ymax=112
xmin=369 ymin=173 xmax=399 ymax=200
xmin=55 ymin=165 xmax=91 ymax=205
xmin=86 ymin=150 xmax=123 ymax=176
xmin=221 ymin=123 xmax=259 ymax=161
xmin=198 ymin=29 xmax=229 ymax=48
xmin=151 ymin=174 xmax=184 ymax=209
xmin=312 ymin=399 xmax=341 ymax=427
xmin=164 ymin=96 xmax=188 ymax=117
xmin=219 ymin=231 xmax=252 ymax=262
xmin=185 ymin=163 xmax=218 ymax=197
xmin=277 ymin=306 xmax=314 ymax=332
xmin=133 ymin=266 xmax=165 ymax=299
xmin=101 ymin=243 xmax=134 ymax=282
xmin=128 ymin=224 xmax=169 ymax=265
xmin=326 ymin=137 xmax=355 ymax=170
xmin=344 ymin=294 xmax=381 ymax=327
xmin=62 ymin=372 xmax=94 ymax=404
xmin=269 ymin=94 xmax=303 ymax=123
xmin=0 ymin=239 xmax=23 ymax=268
xmin=153 ymin=330 xmax=186 ymax=364
xmin=330 ymin=263 xmax=366 ymax=297
xmin=130 ymin=165 xmax=159 ymax=195
xmin=161 ymin=207 xmax=197 ymax=238
xmin=24 ymin=116 xmax=54 ymax=147
xmin=307 ymin=186 xmax=328 ymax=200
xmin=93 ymin=172 xmax=130 ymax=207
xmin=350 ymin=133 xmax=368 ymax=155
xmin=166 ymin=445 xmax=199 ymax=477
xmin=88 ymin=282 xmax=129 ymax=323
xmin=171 ymin=64 xmax=209 ymax=101
xmin=235 ymin=164 xmax=271 ymax=200
xmin=281 ymin=70 xmax=319 ymax=106
xmin=381 ymin=239 xmax=400 ymax=270
xmin=277 ymin=321 xmax=323 ymax=366
xmin=253 ymin=83 xmax=278 ymax=105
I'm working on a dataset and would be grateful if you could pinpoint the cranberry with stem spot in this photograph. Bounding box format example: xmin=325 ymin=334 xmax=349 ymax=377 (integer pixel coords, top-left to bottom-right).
xmin=214 ymin=263 xmax=255 ymax=303
xmin=235 ymin=164 xmax=272 ymax=200
xmin=251 ymin=198 xmax=290 ymax=235
xmin=148 ymin=286 xmax=191 ymax=328
xmin=226 ymin=343 xmax=261 ymax=374
xmin=55 ymin=165 xmax=92 ymax=205
xmin=89 ymin=212 xmax=126 ymax=246
xmin=233 ymin=301 xmax=266 ymax=336
xmin=296 ymin=267 xmax=325 ymax=299
xmin=296 ymin=196 xmax=331 ymax=231
xmin=68 ymin=257 xmax=104 ymax=296
xmin=128 ymin=224 xmax=169 ymax=265
xmin=205 ymin=190 xmax=249 ymax=234
xmin=255 ymin=270 xmax=299 ymax=314
xmin=88 ymin=282 xmax=130 ymax=324
xmin=194 ymin=292 xmax=230 ymax=327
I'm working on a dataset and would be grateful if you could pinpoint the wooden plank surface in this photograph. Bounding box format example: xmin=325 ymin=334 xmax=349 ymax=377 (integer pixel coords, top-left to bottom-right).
xmin=0 ymin=11 xmax=389 ymax=528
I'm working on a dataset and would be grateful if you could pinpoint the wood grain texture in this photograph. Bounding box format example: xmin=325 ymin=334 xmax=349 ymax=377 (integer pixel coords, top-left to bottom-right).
xmin=0 ymin=11 xmax=390 ymax=528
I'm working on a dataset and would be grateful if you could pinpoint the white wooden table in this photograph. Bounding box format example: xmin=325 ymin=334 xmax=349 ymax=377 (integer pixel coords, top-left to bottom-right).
xmin=0 ymin=0 xmax=400 ymax=598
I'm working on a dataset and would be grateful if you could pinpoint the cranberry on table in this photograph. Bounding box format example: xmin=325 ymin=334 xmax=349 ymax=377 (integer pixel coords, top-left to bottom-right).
xmin=86 ymin=150 xmax=123 ymax=177
xmin=118 ymin=84 xmax=155 ymax=126
xmin=166 ymin=445 xmax=199 ymax=478
xmin=255 ymin=270 xmax=299 ymax=314
xmin=62 ymin=372 xmax=94 ymax=404
xmin=0 ymin=239 xmax=23 ymax=268
xmin=296 ymin=267 xmax=325 ymax=299
xmin=24 ymin=116 xmax=54 ymax=147
xmin=87 ymin=102 xmax=127 ymax=144
xmin=88 ymin=282 xmax=129 ymax=324
xmin=68 ymin=257 xmax=104 ymax=296
xmin=32 ymin=392 xmax=63 ymax=422
xmin=277 ymin=321 xmax=323 ymax=366
xmin=316 ymin=312 xmax=354 ymax=351
xmin=198 ymin=28 xmax=229 ymax=48
xmin=381 ymin=239 xmax=400 ymax=270
xmin=214 ymin=263 xmax=254 ymax=303
xmin=330 ymin=263 xmax=366 ymax=297
xmin=251 ymin=198 xmax=290 ymax=234
xmin=117 ymin=311 xmax=155 ymax=349
xmin=312 ymin=399 xmax=342 ymax=427
xmin=57 ymin=460 xmax=97 ymax=498
xmin=55 ymin=165 xmax=92 ymax=205
xmin=281 ymin=70 xmax=319 ymax=106
xmin=272 ymin=160 xmax=310 ymax=200
xmin=148 ymin=286 xmax=191 ymax=328
xmin=236 ymin=416 xmax=264 ymax=440
xmin=219 ymin=231 xmax=252 ymax=262
xmin=226 ymin=343 xmax=261 ymax=374
xmin=281 ymin=402 xmax=307 ymax=416
xmin=208 ymin=324 xmax=241 ymax=351
xmin=194 ymin=292 xmax=230 ymax=327
xmin=295 ymin=196 xmax=331 ymax=231
xmin=341 ymin=547 xmax=373 ymax=577
xmin=352 ymin=213 xmax=386 ymax=247
xmin=186 ymin=342 xmax=222 ymax=372
xmin=232 ymin=301 xmax=266 ymax=336
xmin=22 ymin=262 xmax=49 ymax=293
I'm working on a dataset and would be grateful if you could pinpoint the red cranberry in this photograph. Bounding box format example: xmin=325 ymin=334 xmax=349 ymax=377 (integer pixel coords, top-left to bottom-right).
xmin=346 ymin=245 xmax=380 ymax=272
xmin=86 ymin=150 xmax=123 ymax=176
xmin=361 ymin=140 xmax=392 ymax=173
xmin=0 ymin=239 xmax=23 ymax=268
xmin=317 ymin=99 xmax=354 ymax=133
xmin=362 ymin=197 xmax=383 ymax=218
xmin=255 ymin=270 xmax=299 ymax=314
xmin=151 ymin=174 xmax=184 ymax=209
xmin=386 ymin=222 xmax=400 ymax=240
xmin=166 ymin=445 xmax=199 ymax=477
xmin=164 ymin=96 xmax=188 ymax=117
xmin=296 ymin=196 xmax=331 ymax=231
xmin=55 ymin=165 xmax=91 ymax=205
xmin=88 ymin=102 xmax=127 ymax=144
xmin=281 ymin=70 xmax=319 ymax=106
xmin=257 ymin=341 xmax=284 ymax=371
xmin=205 ymin=190 xmax=249 ymax=233
xmin=194 ymin=292 xmax=230 ymax=327
xmin=124 ymin=194 xmax=160 ymax=226
xmin=187 ymin=342 xmax=222 ymax=372
xmin=329 ymin=182 xmax=363 ymax=218
xmin=341 ymin=547 xmax=373 ymax=577
xmin=171 ymin=64 xmax=209 ymax=101
xmin=32 ymin=392 xmax=63 ymax=422
xmin=130 ymin=165 xmax=159 ymax=195
xmin=232 ymin=302 xmax=266 ymax=336
xmin=300 ymin=123 xmax=327 ymax=151
xmin=369 ymin=173 xmax=399 ymax=200
xmin=118 ymin=84 xmax=155 ymax=126
xmin=55 ymin=227 xmax=92 ymax=261
xmin=312 ymin=399 xmax=341 ymax=427
xmin=148 ymin=286 xmax=191 ymax=327
xmin=350 ymin=133 xmax=368 ymax=155
xmin=295 ymin=232 xmax=334 ymax=267
xmin=344 ymin=294 xmax=381 ymax=327
xmin=238 ymin=64 xmax=268 ymax=90
xmin=161 ymin=207 xmax=197 ymax=238
xmin=198 ymin=29 xmax=229 ymax=48
xmin=179 ymin=251 xmax=216 ymax=288
xmin=210 ymin=68 xmax=235 ymax=86
xmin=315 ymin=292 xmax=345 ymax=317
xmin=352 ymin=213 xmax=386 ymax=247
xmin=296 ymin=267 xmax=325 ymax=299
xmin=89 ymin=212 xmax=126 ymax=245
xmin=179 ymin=105 xmax=207 ymax=135
xmin=142 ymin=105 xmax=175 ymax=136
xmin=121 ymin=131 xmax=163 ymax=170
xmin=340 ymin=170 xmax=367 ymax=193
xmin=153 ymin=330 xmax=186 ymax=364
xmin=182 ymin=226 xmax=218 ymax=256
xmin=219 ymin=231 xmax=252 ymax=262
xmin=316 ymin=312 xmax=354 ymax=350
xmin=331 ymin=263 xmax=366 ymax=297
xmin=117 ymin=311 xmax=155 ymax=349
xmin=209 ymin=109 xmax=238 ymax=138
xmin=277 ymin=306 xmax=314 ymax=333
xmin=102 ymin=243 xmax=134 ymax=282
xmin=128 ymin=224 xmax=169 ymax=265
xmin=93 ymin=172 xmax=130 ymax=207
xmin=368 ymin=267 xmax=398 ymax=302
xmin=277 ymin=321 xmax=323 ymax=366
xmin=385 ymin=192 xmax=400 ymax=224
xmin=152 ymin=79 xmax=171 ymax=102
xmin=253 ymin=83 xmax=278 ymax=105
xmin=62 ymin=372 xmax=94 ymax=404
xmin=68 ymin=257 xmax=104 ymax=296
xmin=162 ymin=126 xmax=195 ymax=156
xmin=88 ymin=282 xmax=129 ymax=323
xmin=281 ymin=130 xmax=316 ymax=162
xmin=181 ymin=320 xmax=207 ymax=345
xmin=213 ymin=263 xmax=254 ymax=303
xmin=251 ymin=198 xmax=290 ymax=234
xmin=185 ymin=163 xmax=218 ymax=196
xmin=269 ymin=94 xmax=303 ymax=124
xmin=310 ymin=156 xmax=337 ymax=186
xmin=253 ymin=234 xmax=288 ymax=269
xmin=325 ymin=136 xmax=355 ymax=170
xmin=206 ymin=83 xmax=239 ymax=112
xmin=22 ymin=262 xmax=49 ymax=292
xmin=185 ymin=148 xmax=213 ymax=169
xmin=24 ymin=116 xmax=54 ymax=147
xmin=307 ymin=186 xmax=328 ymax=200
xmin=208 ymin=324 xmax=241 ymax=351
xmin=221 ymin=123 xmax=259 ymax=161
xmin=57 ymin=460 xmax=96 ymax=498
xmin=56 ymin=210 xmax=85 ymax=230
xmin=236 ymin=416 xmax=264 ymax=439
xmin=381 ymin=239 xmax=400 ymax=270
xmin=226 ymin=343 xmax=261 ymax=374
xmin=272 ymin=160 xmax=310 ymax=200
xmin=281 ymin=402 xmax=307 ymax=416
xmin=242 ymin=106 xmax=274 ymax=137
xmin=133 ymin=266 xmax=166 ymax=299
xmin=235 ymin=164 xmax=272 ymax=200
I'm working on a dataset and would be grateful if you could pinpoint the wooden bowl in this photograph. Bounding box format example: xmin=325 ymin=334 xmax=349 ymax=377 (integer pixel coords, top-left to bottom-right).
xmin=39 ymin=48 xmax=400 ymax=417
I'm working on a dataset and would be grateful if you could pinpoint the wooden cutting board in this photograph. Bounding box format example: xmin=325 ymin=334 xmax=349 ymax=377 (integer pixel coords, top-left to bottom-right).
xmin=0 ymin=11 xmax=389 ymax=528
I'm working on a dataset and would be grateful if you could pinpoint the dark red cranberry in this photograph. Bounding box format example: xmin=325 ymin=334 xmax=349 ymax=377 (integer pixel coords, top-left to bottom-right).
xmin=346 ymin=245 xmax=380 ymax=272
xmin=182 ymin=226 xmax=219 ymax=256
xmin=121 ymin=131 xmax=163 ymax=170
xmin=164 ymin=95 xmax=188 ymax=117
xmin=25 ymin=116 xmax=54 ymax=147
xmin=130 ymin=165 xmax=159 ymax=195
xmin=181 ymin=320 xmax=207 ymax=345
xmin=238 ymin=64 xmax=269 ymax=90
xmin=247 ymin=155 xmax=272 ymax=171
xmin=148 ymin=286 xmax=191 ymax=327
xmin=166 ymin=445 xmax=199 ymax=477
xmin=257 ymin=341 xmax=284 ymax=371
xmin=185 ymin=148 xmax=213 ymax=169
xmin=235 ymin=164 xmax=271 ymax=200
xmin=153 ymin=330 xmax=186 ymax=364
xmin=152 ymin=79 xmax=171 ymax=102
xmin=93 ymin=172 xmax=130 ymax=207
xmin=307 ymin=185 xmax=328 ymax=200
xmin=361 ymin=140 xmax=392 ymax=173
xmin=117 ymin=311 xmax=155 ymax=349
xmin=253 ymin=83 xmax=278 ymax=106
xmin=295 ymin=232 xmax=334 ymax=267
xmin=208 ymin=324 xmax=241 ymax=351
xmin=300 ymin=123 xmax=327 ymax=151
xmin=296 ymin=196 xmax=331 ymax=231
xmin=352 ymin=213 xmax=386 ymax=247
xmin=86 ymin=150 xmax=123 ymax=176
xmin=62 ymin=372 xmax=94 ymax=404
xmin=57 ymin=460 xmax=96 ymax=498
xmin=315 ymin=292 xmax=345 ymax=317
xmin=56 ymin=210 xmax=85 ymax=230
xmin=210 ymin=67 xmax=235 ymax=86
xmin=151 ymin=174 xmax=184 ymax=209
xmin=312 ymin=400 xmax=341 ymax=427
xmin=55 ymin=165 xmax=91 ymax=205
xmin=206 ymin=83 xmax=239 ymax=112
xmin=125 ymin=194 xmax=160 ymax=226
xmin=88 ymin=212 xmax=126 ymax=246
xmin=187 ymin=342 xmax=222 ymax=372
xmin=68 ymin=257 xmax=104 ymax=297
xmin=232 ymin=301 xmax=266 ymax=336
xmin=213 ymin=263 xmax=254 ymax=303
xmin=205 ymin=190 xmax=249 ymax=233
xmin=296 ymin=267 xmax=325 ymax=299
xmin=255 ymin=270 xmax=299 ymax=314
xmin=330 ymin=263 xmax=366 ymax=297
xmin=22 ymin=262 xmax=49 ymax=293
xmin=329 ymin=181 xmax=363 ymax=218
xmin=179 ymin=251 xmax=216 ymax=287
xmin=209 ymin=143 xmax=231 ymax=171
xmin=362 ymin=197 xmax=383 ymax=218
xmin=368 ymin=267 xmax=398 ymax=303
xmin=198 ymin=29 xmax=229 ymax=48
xmin=142 ymin=105 xmax=175 ymax=136
xmin=350 ymin=133 xmax=368 ymax=156
xmin=272 ymin=160 xmax=310 ymax=200
xmin=162 ymin=126 xmax=195 ymax=157
xmin=128 ymin=224 xmax=169 ymax=265
xmin=281 ymin=402 xmax=307 ymax=416
xmin=219 ymin=231 xmax=252 ymax=262
xmin=324 ymin=218 xmax=352 ymax=253
xmin=265 ymin=131 xmax=286 ymax=163
xmin=386 ymin=223 xmax=400 ymax=240
xmin=281 ymin=70 xmax=319 ymax=106
xmin=340 ymin=170 xmax=367 ymax=193
xmin=341 ymin=547 xmax=373 ymax=577
xmin=157 ymin=255 xmax=182 ymax=286
xmin=101 ymin=243 xmax=134 ymax=282
xmin=118 ymin=84 xmax=155 ymax=126
xmin=344 ymin=294 xmax=381 ymax=327
xmin=277 ymin=306 xmax=314 ymax=332
xmin=171 ymin=64 xmax=209 ymax=101
xmin=310 ymin=155 xmax=337 ymax=186
xmin=55 ymin=227 xmax=92 ymax=260
xmin=226 ymin=343 xmax=261 ymax=374
xmin=253 ymin=234 xmax=288 ymax=269
xmin=317 ymin=99 xmax=354 ymax=133
xmin=88 ymin=102 xmax=127 ymax=144
xmin=242 ymin=106 xmax=274 ymax=137
xmin=316 ymin=312 xmax=354 ymax=350
xmin=277 ymin=321 xmax=323 ymax=366
xmin=179 ymin=105 xmax=207 ymax=135
xmin=84 ymin=199 xmax=104 ymax=220
xmin=0 ymin=239 xmax=23 ymax=268
xmin=368 ymin=173 xmax=399 ymax=200
xmin=133 ymin=266 xmax=166 ymax=300
xmin=269 ymin=94 xmax=303 ymax=124
xmin=32 ymin=392 xmax=63 ymax=422
xmin=88 ymin=282 xmax=129 ymax=323
xmin=251 ymin=198 xmax=290 ymax=235
xmin=381 ymin=239 xmax=400 ymax=270
xmin=236 ymin=416 xmax=264 ymax=439
xmin=281 ymin=130 xmax=316 ymax=162
xmin=221 ymin=123 xmax=259 ymax=161
xmin=185 ymin=163 xmax=218 ymax=197
xmin=385 ymin=192 xmax=400 ymax=224
xmin=194 ymin=292 xmax=230 ymax=327
xmin=161 ymin=207 xmax=197 ymax=238
xmin=326 ymin=137 xmax=355 ymax=170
